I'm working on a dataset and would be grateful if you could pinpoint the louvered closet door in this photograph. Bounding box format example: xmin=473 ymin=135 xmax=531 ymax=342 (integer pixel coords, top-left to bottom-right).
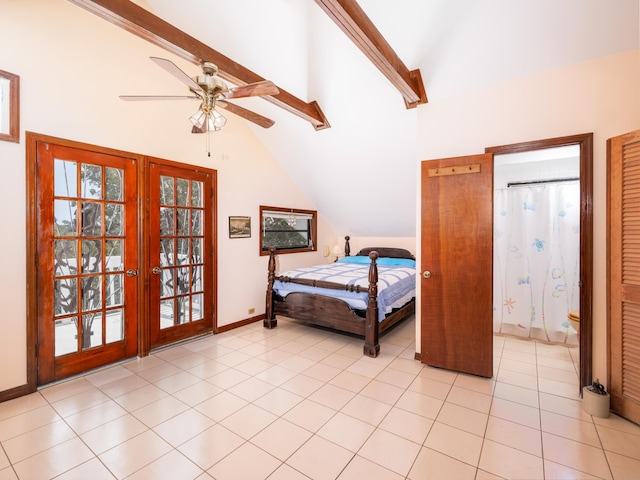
xmin=609 ymin=128 xmax=640 ymax=425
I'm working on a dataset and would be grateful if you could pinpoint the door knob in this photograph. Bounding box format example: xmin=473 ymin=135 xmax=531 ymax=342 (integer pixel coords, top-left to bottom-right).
xmin=152 ymin=266 xmax=162 ymax=275
xmin=423 ymin=270 xmax=431 ymax=279
xmin=126 ymin=269 xmax=138 ymax=277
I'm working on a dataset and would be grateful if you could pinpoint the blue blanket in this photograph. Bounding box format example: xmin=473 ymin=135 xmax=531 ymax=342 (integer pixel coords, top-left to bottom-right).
xmin=273 ymin=262 xmax=416 ymax=321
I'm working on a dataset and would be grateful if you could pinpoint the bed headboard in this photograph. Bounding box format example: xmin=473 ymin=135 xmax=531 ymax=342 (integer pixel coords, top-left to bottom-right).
xmin=355 ymin=247 xmax=415 ymax=260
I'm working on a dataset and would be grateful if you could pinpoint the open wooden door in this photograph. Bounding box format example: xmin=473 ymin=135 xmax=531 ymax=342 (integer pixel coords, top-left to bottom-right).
xmin=608 ymin=128 xmax=640 ymax=424
xmin=420 ymin=153 xmax=493 ymax=377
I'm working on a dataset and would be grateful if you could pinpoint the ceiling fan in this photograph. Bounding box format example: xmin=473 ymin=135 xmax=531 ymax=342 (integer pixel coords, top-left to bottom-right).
xmin=120 ymin=57 xmax=280 ymax=133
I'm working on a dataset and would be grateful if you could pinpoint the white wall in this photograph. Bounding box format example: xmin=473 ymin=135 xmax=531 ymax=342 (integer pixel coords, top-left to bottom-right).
xmin=0 ymin=0 xmax=337 ymax=392
xmin=416 ymin=49 xmax=640 ymax=387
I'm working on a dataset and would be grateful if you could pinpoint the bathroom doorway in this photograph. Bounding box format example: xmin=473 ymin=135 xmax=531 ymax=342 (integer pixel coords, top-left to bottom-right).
xmin=487 ymin=134 xmax=593 ymax=390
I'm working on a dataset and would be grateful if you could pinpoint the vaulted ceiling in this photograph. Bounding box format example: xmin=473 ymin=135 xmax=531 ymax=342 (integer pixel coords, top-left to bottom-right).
xmin=69 ymin=0 xmax=639 ymax=237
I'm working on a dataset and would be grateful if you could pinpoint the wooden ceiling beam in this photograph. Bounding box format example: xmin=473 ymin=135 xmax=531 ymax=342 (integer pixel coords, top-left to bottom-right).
xmin=67 ymin=0 xmax=330 ymax=130
xmin=314 ymin=0 xmax=427 ymax=109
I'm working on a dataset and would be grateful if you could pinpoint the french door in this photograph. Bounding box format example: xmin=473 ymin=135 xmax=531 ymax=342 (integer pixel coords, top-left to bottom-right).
xmin=148 ymin=161 xmax=215 ymax=348
xmin=36 ymin=142 xmax=138 ymax=384
xmin=27 ymin=135 xmax=217 ymax=389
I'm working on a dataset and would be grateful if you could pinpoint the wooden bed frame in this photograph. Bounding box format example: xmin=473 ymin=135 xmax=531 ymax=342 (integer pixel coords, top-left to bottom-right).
xmin=264 ymin=237 xmax=416 ymax=357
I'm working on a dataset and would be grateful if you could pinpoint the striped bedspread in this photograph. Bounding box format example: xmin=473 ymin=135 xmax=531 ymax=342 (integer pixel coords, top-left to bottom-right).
xmin=273 ymin=262 xmax=416 ymax=321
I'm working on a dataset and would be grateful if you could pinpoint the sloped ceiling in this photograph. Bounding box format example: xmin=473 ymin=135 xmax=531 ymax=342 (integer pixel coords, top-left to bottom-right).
xmin=113 ymin=1 xmax=639 ymax=236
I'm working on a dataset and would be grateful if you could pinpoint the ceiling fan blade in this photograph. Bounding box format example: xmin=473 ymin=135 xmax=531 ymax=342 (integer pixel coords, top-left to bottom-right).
xmin=119 ymin=95 xmax=199 ymax=101
xmin=222 ymin=81 xmax=280 ymax=100
xmin=217 ymin=100 xmax=275 ymax=128
xmin=150 ymin=56 xmax=204 ymax=95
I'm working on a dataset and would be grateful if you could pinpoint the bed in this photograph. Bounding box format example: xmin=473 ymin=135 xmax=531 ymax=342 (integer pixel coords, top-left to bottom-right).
xmin=264 ymin=237 xmax=416 ymax=357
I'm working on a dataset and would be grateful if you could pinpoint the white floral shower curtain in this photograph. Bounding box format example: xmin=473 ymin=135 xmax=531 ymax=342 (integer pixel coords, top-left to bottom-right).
xmin=493 ymin=181 xmax=580 ymax=345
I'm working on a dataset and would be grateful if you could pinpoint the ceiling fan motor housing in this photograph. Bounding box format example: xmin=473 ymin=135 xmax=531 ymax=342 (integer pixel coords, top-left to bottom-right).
xmin=193 ymin=62 xmax=227 ymax=95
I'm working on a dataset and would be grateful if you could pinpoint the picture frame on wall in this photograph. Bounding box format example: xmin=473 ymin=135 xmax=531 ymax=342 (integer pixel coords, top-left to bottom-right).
xmin=229 ymin=216 xmax=251 ymax=238
xmin=0 ymin=69 xmax=20 ymax=143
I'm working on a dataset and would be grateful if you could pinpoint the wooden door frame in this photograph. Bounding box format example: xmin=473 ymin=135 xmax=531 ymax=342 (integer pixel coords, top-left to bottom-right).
xmin=24 ymin=132 xmax=146 ymax=393
xmin=486 ymin=132 xmax=593 ymax=390
xmin=25 ymin=132 xmax=146 ymax=393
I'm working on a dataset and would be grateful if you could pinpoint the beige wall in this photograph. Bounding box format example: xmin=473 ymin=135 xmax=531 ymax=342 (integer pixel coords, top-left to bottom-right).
xmin=0 ymin=0 xmax=338 ymax=392
xmin=416 ymin=49 xmax=640 ymax=387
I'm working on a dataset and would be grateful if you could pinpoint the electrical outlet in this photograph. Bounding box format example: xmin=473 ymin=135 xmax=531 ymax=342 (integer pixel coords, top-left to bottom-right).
xmin=248 ymin=308 xmax=255 ymax=315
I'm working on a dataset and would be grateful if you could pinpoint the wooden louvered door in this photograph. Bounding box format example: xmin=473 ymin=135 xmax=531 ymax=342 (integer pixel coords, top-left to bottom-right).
xmin=608 ymin=128 xmax=640 ymax=424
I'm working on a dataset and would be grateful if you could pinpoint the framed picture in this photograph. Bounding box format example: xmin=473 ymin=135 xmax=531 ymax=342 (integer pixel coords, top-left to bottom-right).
xmin=0 ymin=69 xmax=19 ymax=143
xmin=229 ymin=216 xmax=251 ymax=238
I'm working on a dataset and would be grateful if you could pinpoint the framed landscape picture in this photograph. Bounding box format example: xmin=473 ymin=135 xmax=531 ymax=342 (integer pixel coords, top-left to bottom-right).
xmin=229 ymin=216 xmax=251 ymax=238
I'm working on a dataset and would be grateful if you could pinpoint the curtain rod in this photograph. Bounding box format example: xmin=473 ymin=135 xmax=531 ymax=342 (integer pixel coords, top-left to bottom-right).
xmin=507 ymin=177 xmax=579 ymax=188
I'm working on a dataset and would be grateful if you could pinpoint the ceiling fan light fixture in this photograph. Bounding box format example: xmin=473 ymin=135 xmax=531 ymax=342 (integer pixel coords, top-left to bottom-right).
xmin=189 ymin=108 xmax=207 ymax=129
xmin=190 ymin=106 xmax=226 ymax=133
xmin=211 ymin=109 xmax=227 ymax=129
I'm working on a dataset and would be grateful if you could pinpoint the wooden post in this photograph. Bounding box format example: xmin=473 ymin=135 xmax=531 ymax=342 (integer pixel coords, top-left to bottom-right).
xmin=363 ymin=251 xmax=380 ymax=357
xmin=264 ymin=247 xmax=278 ymax=328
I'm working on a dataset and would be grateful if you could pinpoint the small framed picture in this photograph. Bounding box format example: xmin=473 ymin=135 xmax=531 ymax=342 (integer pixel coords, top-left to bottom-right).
xmin=229 ymin=216 xmax=251 ymax=238
xmin=0 ymin=69 xmax=20 ymax=143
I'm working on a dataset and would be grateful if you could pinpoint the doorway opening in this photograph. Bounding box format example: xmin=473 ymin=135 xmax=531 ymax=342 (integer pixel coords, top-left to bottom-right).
xmin=487 ymin=133 xmax=593 ymax=390
xmin=494 ymin=145 xmax=580 ymax=345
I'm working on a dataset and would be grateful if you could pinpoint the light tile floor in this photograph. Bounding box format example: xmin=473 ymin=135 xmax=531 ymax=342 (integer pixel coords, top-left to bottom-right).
xmin=1 ymin=317 xmax=640 ymax=479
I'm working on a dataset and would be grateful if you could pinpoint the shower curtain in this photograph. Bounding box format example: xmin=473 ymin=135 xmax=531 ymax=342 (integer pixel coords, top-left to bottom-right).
xmin=493 ymin=181 xmax=580 ymax=345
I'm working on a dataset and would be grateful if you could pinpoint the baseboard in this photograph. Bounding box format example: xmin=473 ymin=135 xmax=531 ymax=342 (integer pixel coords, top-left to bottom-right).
xmin=216 ymin=313 xmax=265 ymax=333
xmin=0 ymin=383 xmax=33 ymax=403
xmin=414 ymin=352 xmax=421 ymax=362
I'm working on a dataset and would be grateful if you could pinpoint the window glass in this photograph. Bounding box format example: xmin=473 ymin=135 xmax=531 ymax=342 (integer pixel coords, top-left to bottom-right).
xmin=260 ymin=206 xmax=317 ymax=255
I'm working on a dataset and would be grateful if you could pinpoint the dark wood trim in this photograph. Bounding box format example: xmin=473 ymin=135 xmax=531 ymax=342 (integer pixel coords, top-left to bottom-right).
xmin=314 ymin=0 xmax=427 ymax=108
xmin=25 ymin=133 xmax=38 ymax=395
xmin=0 ymin=383 xmax=31 ymax=403
xmin=138 ymin=153 xmax=151 ymax=357
xmin=217 ymin=314 xmax=265 ymax=334
xmin=0 ymin=69 xmax=20 ymax=143
xmin=486 ymin=133 xmax=594 ymax=391
xmin=67 ymin=0 xmax=330 ymax=130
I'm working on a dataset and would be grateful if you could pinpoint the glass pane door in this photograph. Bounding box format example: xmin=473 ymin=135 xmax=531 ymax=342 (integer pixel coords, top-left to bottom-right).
xmin=36 ymin=143 xmax=138 ymax=384
xmin=149 ymin=163 xmax=213 ymax=348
